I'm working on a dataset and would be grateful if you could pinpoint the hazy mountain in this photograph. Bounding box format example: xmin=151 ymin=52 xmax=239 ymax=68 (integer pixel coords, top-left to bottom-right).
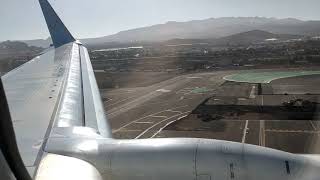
xmin=18 ymin=17 xmax=320 ymax=47
xmin=0 ymin=41 xmax=43 ymax=59
xmin=161 ymin=30 xmax=303 ymax=46
xmin=163 ymin=38 xmax=211 ymax=45
xmin=21 ymin=38 xmax=52 ymax=48
xmin=83 ymin=17 xmax=318 ymax=45
xmin=212 ymin=30 xmax=302 ymax=45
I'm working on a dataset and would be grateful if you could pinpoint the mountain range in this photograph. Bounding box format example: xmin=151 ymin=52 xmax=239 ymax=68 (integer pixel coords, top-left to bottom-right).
xmin=19 ymin=17 xmax=320 ymax=48
xmin=0 ymin=41 xmax=43 ymax=59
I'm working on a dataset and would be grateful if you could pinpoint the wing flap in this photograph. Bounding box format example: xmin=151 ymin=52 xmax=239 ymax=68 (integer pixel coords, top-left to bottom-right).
xmin=80 ymin=46 xmax=112 ymax=137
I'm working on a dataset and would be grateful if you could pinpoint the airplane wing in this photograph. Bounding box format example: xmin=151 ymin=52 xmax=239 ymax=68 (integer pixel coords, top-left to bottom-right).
xmin=1 ymin=0 xmax=111 ymax=176
xmin=3 ymin=1 xmax=320 ymax=180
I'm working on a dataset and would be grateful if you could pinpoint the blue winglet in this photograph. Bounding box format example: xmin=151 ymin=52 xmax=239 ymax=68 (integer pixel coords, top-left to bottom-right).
xmin=39 ymin=0 xmax=75 ymax=47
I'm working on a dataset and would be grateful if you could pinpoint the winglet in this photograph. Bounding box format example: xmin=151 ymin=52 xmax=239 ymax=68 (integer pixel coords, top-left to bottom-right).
xmin=39 ymin=0 xmax=75 ymax=47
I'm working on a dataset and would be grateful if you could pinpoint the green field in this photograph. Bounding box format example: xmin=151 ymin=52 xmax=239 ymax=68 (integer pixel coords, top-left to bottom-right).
xmin=223 ymin=71 xmax=320 ymax=83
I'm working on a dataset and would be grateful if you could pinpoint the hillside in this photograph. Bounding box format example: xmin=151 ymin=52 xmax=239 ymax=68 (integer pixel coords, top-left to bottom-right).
xmin=0 ymin=41 xmax=43 ymax=59
xmin=160 ymin=30 xmax=302 ymax=46
xmin=21 ymin=38 xmax=52 ymax=48
xmin=211 ymin=30 xmax=302 ymax=45
xmin=19 ymin=17 xmax=320 ymax=47
xmin=83 ymin=17 xmax=319 ymax=45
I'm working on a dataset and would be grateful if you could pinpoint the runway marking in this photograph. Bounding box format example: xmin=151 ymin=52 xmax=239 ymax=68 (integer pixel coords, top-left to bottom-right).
xmin=177 ymin=90 xmax=192 ymax=95
xmin=106 ymin=90 xmax=160 ymax=116
xmin=103 ymin=98 xmax=112 ymax=102
xmin=118 ymin=129 xmax=141 ymax=132
xmin=187 ymin=77 xmax=202 ymax=79
xmin=259 ymin=120 xmax=265 ymax=146
xmin=265 ymin=129 xmax=320 ymax=133
xmin=310 ymin=121 xmax=317 ymax=131
xmin=106 ymin=96 xmax=134 ymax=107
xmin=156 ymin=89 xmax=171 ymax=93
xmin=182 ymin=119 xmax=320 ymax=122
xmin=238 ymin=98 xmax=247 ymax=101
xmin=150 ymin=115 xmax=168 ymax=118
xmin=134 ymin=121 xmax=154 ymax=124
xmin=249 ymin=85 xmax=256 ymax=99
xmin=112 ymin=105 xmax=188 ymax=133
xmin=150 ymin=114 xmax=188 ymax=138
xmin=176 ymin=87 xmax=213 ymax=95
xmin=183 ymin=87 xmax=195 ymax=90
xmin=242 ymin=120 xmax=249 ymax=143
xmin=293 ymin=95 xmax=297 ymax=99
xmin=166 ymin=110 xmax=182 ymax=113
xmin=135 ymin=111 xmax=191 ymax=139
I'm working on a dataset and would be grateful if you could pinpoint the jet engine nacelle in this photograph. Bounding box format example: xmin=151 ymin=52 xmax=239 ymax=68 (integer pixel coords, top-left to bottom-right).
xmin=43 ymin=135 xmax=320 ymax=180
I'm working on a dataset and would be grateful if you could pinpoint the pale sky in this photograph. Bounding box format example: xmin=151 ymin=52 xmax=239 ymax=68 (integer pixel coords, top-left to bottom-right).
xmin=1 ymin=0 xmax=320 ymax=41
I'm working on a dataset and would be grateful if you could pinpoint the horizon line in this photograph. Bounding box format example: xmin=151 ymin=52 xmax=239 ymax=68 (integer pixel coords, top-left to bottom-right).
xmin=2 ymin=16 xmax=319 ymax=42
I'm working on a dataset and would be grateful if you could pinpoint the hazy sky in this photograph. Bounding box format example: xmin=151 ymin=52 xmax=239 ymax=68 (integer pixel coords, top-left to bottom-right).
xmin=1 ymin=0 xmax=320 ymax=41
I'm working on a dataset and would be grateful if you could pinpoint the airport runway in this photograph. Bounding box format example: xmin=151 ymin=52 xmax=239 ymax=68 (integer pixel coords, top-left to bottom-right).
xmin=102 ymin=70 xmax=320 ymax=154
xmin=102 ymin=71 xmax=230 ymax=139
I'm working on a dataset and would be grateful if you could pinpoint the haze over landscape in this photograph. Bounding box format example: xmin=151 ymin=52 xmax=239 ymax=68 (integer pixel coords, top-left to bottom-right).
xmin=8 ymin=17 xmax=320 ymax=48
xmin=2 ymin=0 xmax=320 ymax=43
